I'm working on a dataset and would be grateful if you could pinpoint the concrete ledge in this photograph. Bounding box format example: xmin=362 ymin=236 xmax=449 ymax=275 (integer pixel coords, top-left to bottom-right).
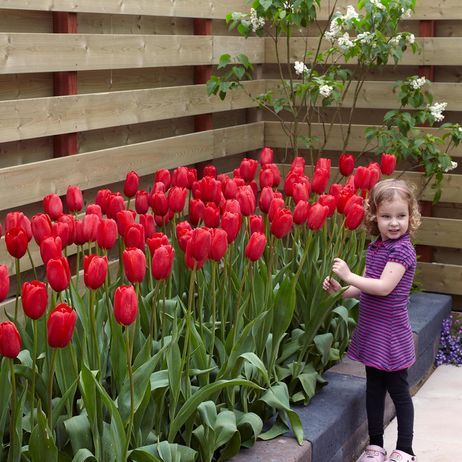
xmin=231 ymin=292 xmax=451 ymax=462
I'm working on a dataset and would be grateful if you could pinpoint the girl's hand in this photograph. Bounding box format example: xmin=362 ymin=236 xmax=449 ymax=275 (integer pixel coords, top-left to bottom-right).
xmin=332 ymin=258 xmax=352 ymax=283
xmin=322 ymin=276 xmax=342 ymax=294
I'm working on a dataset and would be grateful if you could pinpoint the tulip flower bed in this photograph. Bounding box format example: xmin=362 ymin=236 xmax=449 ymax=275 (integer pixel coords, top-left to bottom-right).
xmin=0 ymin=148 xmax=394 ymax=461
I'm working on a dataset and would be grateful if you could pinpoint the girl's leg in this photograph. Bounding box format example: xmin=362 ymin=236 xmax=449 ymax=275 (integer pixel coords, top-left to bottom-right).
xmin=386 ymin=368 xmax=415 ymax=455
xmin=365 ymin=366 xmax=387 ymax=447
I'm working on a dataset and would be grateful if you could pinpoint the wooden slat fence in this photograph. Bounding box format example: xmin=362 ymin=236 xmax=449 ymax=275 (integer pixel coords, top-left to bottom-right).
xmin=0 ymin=0 xmax=461 ymax=303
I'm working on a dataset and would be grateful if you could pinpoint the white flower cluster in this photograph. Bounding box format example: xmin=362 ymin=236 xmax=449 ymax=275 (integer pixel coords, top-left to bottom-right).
xmin=390 ymin=34 xmax=401 ymax=45
xmin=370 ymin=0 xmax=385 ymax=10
xmin=356 ymin=31 xmax=374 ymax=44
xmin=407 ymin=33 xmax=415 ymax=44
xmin=344 ymin=5 xmax=359 ymax=21
xmin=325 ymin=15 xmax=342 ymax=42
xmin=441 ymin=161 xmax=458 ymax=172
xmin=401 ymin=8 xmax=413 ymax=18
xmin=459 ymin=127 xmax=462 ymax=133
xmin=319 ymin=84 xmax=333 ymax=98
xmin=283 ymin=1 xmax=293 ymax=12
xmin=250 ymin=8 xmax=265 ymax=32
xmin=428 ymin=102 xmax=447 ymax=122
xmin=338 ymin=32 xmax=354 ymax=50
xmin=410 ymin=76 xmax=426 ymax=90
xmin=294 ymin=61 xmax=309 ymax=76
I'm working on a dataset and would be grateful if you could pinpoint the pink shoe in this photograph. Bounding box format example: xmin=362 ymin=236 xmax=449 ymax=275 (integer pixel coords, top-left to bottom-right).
xmin=387 ymin=450 xmax=417 ymax=462
xmin=358 ymin=445 xmax=387 ymax=462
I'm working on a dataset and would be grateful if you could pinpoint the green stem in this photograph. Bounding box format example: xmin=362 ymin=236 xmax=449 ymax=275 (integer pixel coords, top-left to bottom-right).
xmin=89 ymin=290 xmax=100 ymax=372
xmin=231 ymin=262 xmax=250 ymax=351
xmin=124 ymin=325 xmax=135 ymax=457
xmin=27 ymin=247 xmax=38 ymax=280
xmin=47 ymin=348 xmax=58 ymax=428
xmin=208 ymin=262 xmax=217 ymax=372
xmin=30 ymin=319 xmax=38 ymax=429
xmin=149 ymin=280 xmax=161 ymax=345
xmin=8 ymin=359 xmax=17 ymax=456
xmin=14 ymin=258 xmax=21 ymax=322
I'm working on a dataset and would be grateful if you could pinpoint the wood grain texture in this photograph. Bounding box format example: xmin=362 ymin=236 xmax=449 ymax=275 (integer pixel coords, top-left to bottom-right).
xmin=418 ymin=262 xmax=462 ymax=295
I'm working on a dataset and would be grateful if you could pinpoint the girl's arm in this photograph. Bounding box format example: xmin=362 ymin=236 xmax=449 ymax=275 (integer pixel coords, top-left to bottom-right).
xmin=322 ymin=270 xmax=364 ymax=299
xmin=332 ymin=258 xmax=406 ymax=297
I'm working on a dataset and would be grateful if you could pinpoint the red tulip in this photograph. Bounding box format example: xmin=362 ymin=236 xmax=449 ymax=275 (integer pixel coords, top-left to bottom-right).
xmin=239 ymin=158 xmax=258 ymax=182
xmin=339 ymin=154 xmax=355 ymax=177
xmin=345 ymin=203 xmax=365 ymax=230
xmin=249 ymin=215 xmax=264 ymax=234
xmin=186 ymin=228 xmax=211 ymax=262
xmin=344 ymin=195 xmax=364 ymax=216
xmin=270 ymin=208 xmax=293 ymax=239
xmin=336 ymin=187 xmax=355 ymax=214
xmin=5 ymin=227 xmax=28 ymax=259
xmin=135 ymin=190 xmax=149 ymax=215
xmin=22 ymin=280 xmax=47 ymax=320
xmin=311 ymin=168 xmax=329 ymax=194
xmin=122 ymin=247 xmax=146 ymax=283
xmin=223 ymin=178 xmax=238 ymax=199
xmin=189 ymin=199 xmax=205 ymax=226
xmin=283 ymin=172 xmax=299 ymax=197
xmin=172 ymin=167 xmax=189 ymax=188
xmin=116 ymin=210 xmax=136 ymax=236
xmin=124 ymin=171 xmax=139 ymax=198
xmin=155 ymin=169 xmax=171 ymax=189
xmin=147 ymin=232 xmax=170 ymax=256
xmin=292 ymin=181 xmax=309 ymax=204
xmin=114 ymin=285 xmax=138 ymax=326
xmin=47 ymin=303 xmax=77 ymax=348
xmin=203 ymin=164 xmax=217 ymax=178
xmin=187 ymin=168 xmax=198 ymax=188
xmin=0 ymin=265 xmax=10 ymax=303
xmin=237 ymin=186 xmax=256 ymax=216
xmin=259 ymin=187 xmax=274 ymax=214
xmin=168 ymin=187 xmax=187 ymax=213
xmin=150 ymin=191 xmax=169 ymax=216
xmin=84 ymin=255 xmax=108 ymax=290
xmin=5 ymin=212 xmax=32 ymax=241
xmin=66 ymin=185 xmax=83 ymax=212
xmin=31 ymin=213 xmax=52 ymax=244
xmin=318 ymin=194 xmax=337 ymax=217
xmin=367 ymin=163 xmax=381 ymax=190
xmin=124 ymin=223 xmax=145 ymax=250
xmin=151 ymin=245 xmax=175 ymax=279
xmin=290 ymin=156 xmax=305 ymax=173
xmin=97 ymin=218 xmax=117 ymax=250
xmin=0 ymin=321 xmax=21 ymax=358
xmin=46 ymin=256 xmax=71 ymax=292
xmin=307 ymin=203 xmax=329 ymax=231
xmin=197 ymin=177 xmax=222 ymax=204
xmin=176 ymin=221 xmax=192 ymax=252
xmin=40 ymin=236 xmax=62 ymax=265
xmin=259 ymin=168 xmax=274 ymax=189
xmin=268 ymin=197 xmax=285 ymax=222
xmin=329 ymin=183 xmax=343 ymax=197
xmin=203 ymin=202 xmax=220 ymax=228
xmin=83 ymin=205 xmax=101 ymax=220
xmin=95 ymin=188 xmax=112 ymax=214
xmin=354 ymin=166 xmax=370 ymax=190
xmin=74 ymin=220 xmax=86 ymax=246
xmin=139 ymin=214 xmax=156 ymax=239
xmin=260 ymin=147 xmax=274 ymax=166
xmin=82 ymin=213 xmax=100 ymax=242
xmin=380 ymin=152 xmax=396 ymax=175
xmin=221 ymin=212 xmax=241 ymax=243
xmin=293 ymin=200 xmax=310 ymax=225
xmin=57 ymin=214 xmax=76 ymax=245
xmin=43 ymin=194 xmax=63 ymax=220
xmin=106 ymin=193 xmax=126 ymax=220
xmin=266 ymin=163 xmax=281 ymax=187
xmin=245 ymin=232 xmax=267 ymax=261
xmin=223 ymin=199 xmax=241 ymax=215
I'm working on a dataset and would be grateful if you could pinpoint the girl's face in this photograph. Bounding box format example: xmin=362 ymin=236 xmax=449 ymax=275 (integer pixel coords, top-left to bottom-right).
xmin=376 ymin=196 xmax=410 ymax=241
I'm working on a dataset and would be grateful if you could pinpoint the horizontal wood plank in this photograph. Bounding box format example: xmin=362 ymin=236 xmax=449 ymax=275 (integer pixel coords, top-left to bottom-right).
xmin=264 ymin=122 xmax=462 ymax=158
xmin=0 ymin=123 xmax=264 ymax=211
xmin=415 ymin=217 xmax=462 ymax=249
xmin=0 ymin=0 xmax=460 ymax=20
xmin=418 ymin=262 xmax=462 ymax=295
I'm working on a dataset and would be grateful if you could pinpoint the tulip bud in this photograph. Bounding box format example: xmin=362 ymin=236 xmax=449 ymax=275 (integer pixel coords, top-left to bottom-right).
xmin=292 ymin=182 xmax=309 ymax=204
xmin=66 ymin=185 xmax=84 ymax=212
xmin=307 ymin=203 xmax=329 ymax=231
xmin=221 ymin=212 xmax=241 ymax=243
xmin=95 ymin=188 xmax=112 ymax=214
xmin=172 ymin=166 xmax=189 ymax=188
xmin=97 ymin=218 xmax=118 ymax=250
xmin=154 ymin=169 xmax=171 ymax=189
xmin=189 ymin=199 xmax=205 ymax=226
xmin=237 ymin=186 xmax=256 ymax=216
xmin=31 ymin=213 xmax=53 ymax=244
xmin=260 ymin=147 xmax=274 ymax=166
xmin=40 ymin=235 xmax=62 ymax=265
xmin=209 ymin=228 xmax=228 ymax=261
xmin=106 ymin=193 xmax=126 ymax=220
xmin=147 ymin=232 xmax=170 ymax=256
xmin=135 ymin=190 xmax=149 ymax=215
xmin=344 ymin=195 xmax=364 ymax=216
xmin=259 ymin=187 xmax=274 ymax=214
xmin=116 ymin=210 xmax=136 ymax=236
xmin=244 ymin=232 xmax=267 ymax=261
xmin=43 ymin=194 xmax=63 ymax=220
xmin=151 ymin=245 xmax=175 ymax=280
xmin=82 ymin=213 xmax=100 ymax=242
xmin=223 ymin=199 xmax=241 ymax=215
xmin=124 ymin=171 xmax=139 ymax=198
xmin=187 ymin=168 xmax=197 ymax=188
xmin=318 ymin=194 xmax=337 ymax=217
xmin=345 ymin=203 xmax=365 ymax=230
xmin=259 ymin=168 xmax=274 ymax=189
xmin=268 ymin=197 xmax=285 ymax=222
xmin=186 ymin=228 xmax=211 ymax=262
xmin=293 ymin=201 xmax=310 ymax=225
xmin=46 ymin=256 xmax=71 ymax=292
xmin=290 ymin=156 xmax=305 ymax=173
xmin=175 ymin=221 xmax=192 ymax=252
xmin=203 ymin=202 xmax=220 ymax=228
xmin=311 ymin=168 xmax=329 ymax=195
xmin=270 ymin=208 xmax=293 ymax=239
xmin=22 ymin=280 xmax=47 ymax=320
xmin=150 ymin=191 xmax=169 ymax=216
xmin=249 ymin=215 xmax=264 ymax=234
xmin=84 ymin=255 xmax=108 ymax=290
xmin=0 ymin=321 xmax=21 ymax=358
xmin=315 ymin=158 xmax=331 ymax=177
xmin=354 ymin=166 xmax=370 ymax=190
xmin=203 ymin=164 xmax=217 ymax=178
xmin=223 ymin=178 xmax=238 ymax=200
xmin=57 ymin=214 xmax=76 ymax=245
xmin=122 ymin=247 xmax=146 ymax=283
xmin=114 ymin=285 xmax=138 ymax=326
xmin=47 ymin=303 xmax=76 ymax=348
xmin=139 ymin=213 xmax=156 ymax=239
xmin=124 ymin=223 xmax=145 ymax=250
xmin=329 ymin=183 xmax=343 ymax=198
xmin=5 ymin=227 xmax=28 ymax=259
xmin=339 ymin=153 xmax=355 ymax=177
xmin=0 ymin=265 xmax=10 ymax=303
xmin=5 ymin=212 xmax=32 ymax=240
xmin=168 ymin=187 xmax=187 ymax=213
xmin=239 ymin=158 xmax=258 ymax=182
xmin=367 ymin=163 xmax=381 ymax=190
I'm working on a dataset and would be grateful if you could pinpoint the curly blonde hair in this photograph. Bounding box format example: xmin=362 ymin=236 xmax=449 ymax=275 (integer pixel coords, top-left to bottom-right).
xmin=364 ymin=179 xmax=421 ymax=236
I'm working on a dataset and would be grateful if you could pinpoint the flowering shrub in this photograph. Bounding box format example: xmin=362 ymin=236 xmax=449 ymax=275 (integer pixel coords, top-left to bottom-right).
xmin=0 ymin=149 xmax=398 ymax=460
xmin=208 ymin=0 xmax=461 ymax=201
xmin=435 ymin=315 xmax=462 ymax=366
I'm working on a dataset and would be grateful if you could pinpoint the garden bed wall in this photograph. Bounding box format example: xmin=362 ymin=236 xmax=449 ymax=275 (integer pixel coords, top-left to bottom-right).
xmin=1 ymin=0 xmax=462 ymax=317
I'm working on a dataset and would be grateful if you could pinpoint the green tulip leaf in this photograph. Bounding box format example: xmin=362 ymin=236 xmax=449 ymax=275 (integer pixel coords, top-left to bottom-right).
xmin=0 ymin=358 xmax=10 ymax=449
xmin=71 ymin=448 xmax=97 ymax=462
xmin=29 ymin=402 xmax=58 ymax=462
xmin=64 ymin=413 xmax=93 ymax=454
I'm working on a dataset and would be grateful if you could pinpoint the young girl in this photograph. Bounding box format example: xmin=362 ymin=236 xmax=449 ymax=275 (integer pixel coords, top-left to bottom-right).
xmin=323 ymin=179 xmax=421 ymax=462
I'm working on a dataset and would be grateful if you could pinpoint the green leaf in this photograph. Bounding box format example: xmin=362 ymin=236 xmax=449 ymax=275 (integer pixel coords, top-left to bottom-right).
xmin=218 ymin=54 xmax=231 ymax=69
xmin=0 ymin=358 xmax=10 ymax=450
xmin=72 ymin=448 xmax=97 ymax=462
xmin=314 ymin=333 xmax=334 ymax=366
xmin=29 ymin=403 xmax=58 ymax=462
xmin=240 ymin=352 xmax=270 ymax=387
xmin=258 ymin=419 xmax=289 ymax=440
xmin=64 ymin=414 xmax=93 ymax=454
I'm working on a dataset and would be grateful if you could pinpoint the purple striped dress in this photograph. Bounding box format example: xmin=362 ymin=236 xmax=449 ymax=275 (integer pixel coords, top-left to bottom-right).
xmin=347 ymin=233 xmax=416 ymax=371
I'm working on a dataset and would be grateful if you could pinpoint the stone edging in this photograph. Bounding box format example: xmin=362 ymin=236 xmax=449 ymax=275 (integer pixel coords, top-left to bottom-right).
xmin=231 ymin=292 xmax=451 ymax=462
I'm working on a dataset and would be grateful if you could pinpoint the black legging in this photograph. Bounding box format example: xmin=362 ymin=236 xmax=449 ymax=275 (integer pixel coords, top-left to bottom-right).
xmin=365 ymin=366 xmax=414 ymax=454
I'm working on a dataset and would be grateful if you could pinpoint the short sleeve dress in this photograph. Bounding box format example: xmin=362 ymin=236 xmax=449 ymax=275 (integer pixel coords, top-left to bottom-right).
xmin=347 ymin=233 xmax=416 ymax=371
